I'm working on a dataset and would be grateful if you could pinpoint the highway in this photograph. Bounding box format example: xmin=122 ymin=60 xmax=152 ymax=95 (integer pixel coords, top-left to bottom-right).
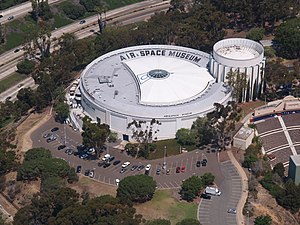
xmin=0 ymin=0 xmax=63 ymax=24
xmin=0 ymin=0 xmax=170 ymax=101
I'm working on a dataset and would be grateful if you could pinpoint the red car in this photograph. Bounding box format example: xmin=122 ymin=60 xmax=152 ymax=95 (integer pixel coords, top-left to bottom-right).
xmin=176 ymin=167 xmax=180 ymax=173
xmin=181 ymin=166 xmax=185 ymax=173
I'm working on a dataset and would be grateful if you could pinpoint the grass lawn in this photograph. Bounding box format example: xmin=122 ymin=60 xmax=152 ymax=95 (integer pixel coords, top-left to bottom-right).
xmin=0 ymin=73 xmax=27 ymax=93
xmin=135 ymin=190 xmax=198 ymax=225
xmin=149 ymin=139 xmax=196 ymax=160
xmin=52 ymin=14 xmax=73 ymax=29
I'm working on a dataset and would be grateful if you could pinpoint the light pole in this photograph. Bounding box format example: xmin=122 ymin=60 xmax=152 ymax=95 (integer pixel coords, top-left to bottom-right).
xmin=163 ymin=146 xmax=167 ymax=170
xmin=64 ymin=122 xmax=67 ymax=145
xmin=247 ymin=210 xmax=249 ymax=225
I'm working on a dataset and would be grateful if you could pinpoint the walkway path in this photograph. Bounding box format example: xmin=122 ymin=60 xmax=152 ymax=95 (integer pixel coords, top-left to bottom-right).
xmin=227 ymin=150 xmax=248 ymax=225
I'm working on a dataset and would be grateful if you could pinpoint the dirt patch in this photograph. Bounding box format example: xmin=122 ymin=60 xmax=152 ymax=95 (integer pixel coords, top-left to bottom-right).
xmin=13 ymin=109 xmax=51 ymax=160
xmin=225 ymin=29 xmax=247 ymax=38
xmin=68 ymin=176 xmax=117 ymax=198
xmin=249 ymin=183 xmax=299 ymax=225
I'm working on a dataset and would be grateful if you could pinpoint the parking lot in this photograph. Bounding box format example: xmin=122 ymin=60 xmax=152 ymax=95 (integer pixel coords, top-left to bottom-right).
xmin=31 ymin=117 xmax=224 ymax=188
xmin=198 ymin=161 xmax=242 ymax=225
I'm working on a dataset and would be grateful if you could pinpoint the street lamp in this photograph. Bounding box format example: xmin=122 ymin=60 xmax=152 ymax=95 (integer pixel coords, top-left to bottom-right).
xmin=247 ymin=210 xmax=249 ymax=225
xmin=64 ymin=122 xmax=67 ymax=145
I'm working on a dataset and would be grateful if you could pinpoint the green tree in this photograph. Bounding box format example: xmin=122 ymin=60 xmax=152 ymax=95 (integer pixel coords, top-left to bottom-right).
xmin=176 ymin=128 xmax=196 ymax=146
xmin=201 ymin=173 xmax=215 ymax=186
xmin=146 ymin=219 xmax=171 ymax=225
xmin=176 ymin=218 xmax=201 ymax=225
xmin=226 ymin=69 xmax=247 ymax=102
xmin=274 ymin=17 xmax=300 ymax=59
xmin=0 ymin=23 xmax=5 ymax=44
xmin=82 ymin=116 xmax=110 ymax=150
xmin=0 ymin=150 xmax=17 ymax=176
xmin=180 ymin=176 xmax=203 ymax=202
xmin=54 ymin=102 xmax=69 ymax=123
xmin=207 ymin=101 xmax=241 ymax=150
xmin=191 ymin=117 xmax=215 ymax=146
xmin=117 ymin=174 xmax=156 ymax=203
xmin=17 ymin=59 xmax=36 ymax=74
xmin=41 ymin=176 xmax=65 ymax=192
xmin=17 ymin=87 xmax=36 ymax=108
xmin=273 ymin=162 xmax=285 ymax=178
xmin=24 ymin=147 xmax=51 ymax=161
xmin=61 ymin=2 xmax=86 ymax=20
xmin=30 ymin=0 xmax=52 ymax=21
xmin=254 ymin=215 xmax=272 ymax=225
xmin=246 ymin=28 xmax=265 ymax=41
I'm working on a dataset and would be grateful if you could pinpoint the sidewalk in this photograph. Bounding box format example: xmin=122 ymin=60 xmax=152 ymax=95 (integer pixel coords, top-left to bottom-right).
xmin=227 ymin=150 xmax=248 ymax=225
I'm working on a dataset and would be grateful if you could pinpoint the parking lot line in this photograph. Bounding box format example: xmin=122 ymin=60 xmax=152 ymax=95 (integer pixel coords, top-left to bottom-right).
xmin=173 ymin=181 xmax=180 ymax=187
xmin=190 ymin=156 xmax=194 ymax=171
xmin=164 ymin=183 xmax=170 ymax=188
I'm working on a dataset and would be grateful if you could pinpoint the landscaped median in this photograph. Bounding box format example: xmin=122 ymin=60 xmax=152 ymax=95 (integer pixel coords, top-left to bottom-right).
xmin=0 ymin=72 xmax=27 ymax=93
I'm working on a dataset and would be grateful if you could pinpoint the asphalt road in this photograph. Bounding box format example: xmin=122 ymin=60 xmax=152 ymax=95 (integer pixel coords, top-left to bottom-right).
xmin=0 ymin=0 xmax=63 ymax=24
xmin=198 ymin=160 xmax=242 ymax=225
xmin=31 ymin=116 xmax=225 ymax=188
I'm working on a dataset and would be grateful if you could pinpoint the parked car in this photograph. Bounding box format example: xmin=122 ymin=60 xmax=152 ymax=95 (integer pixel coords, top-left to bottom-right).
xmin=65 ymin=149 xmax=74 ymax=155
xmin=84 ymin=169 xmax=90 ymax=176
xmin=202 ymin=159 xmax=208 ymax=163
xmin=181 ymin=166 xmax=185 ymax=173
xmin=196 ymin=160 xmax=201 ymax=167
xmin=145 ymin=164 xmax=151 ymax=171
xmin=43 ymin=133 xmax=52 ymax=138
xmin=202 ymin=161 xmax=207 ymax=167
xmin=79 ymin=20 xmax=86 ymax=24
xmin=57 ymin=145 xmax=66 ymax=150
xmin=109 ymin=156 xmax=115 ymax=162
xmin=102 ymin=154 xmax=111 ymax=161
xmin=137 ymin=165 xmax=144 ymax=171
xmin=76 ymin=165 xmax=82 ymax=173
xmin=89 ymin=170 xmax=95 ymax=178
xmin=131 ymin=165 xmax=138 ymax=171
xmin=103 ymin=162 xmax=111 ymax=168
xmin=113 ymin=160 xmax=121 ymax=165
xmin=98 ymin=161 xmax=106 ymax=167
xmin=46 ymin=136 xmax=57 ymax=143
xmin=79 ymin=153 xmax=88 ymax=159
xmin=122 ymin=161 xmax=131 ymax=168
xmin=176 ymin=167 xmax=180 ymax=173
xmin=51 ymin=127 xmax=59 ymax=132
xmin=227 ymin=208 xmax=236 ymax=214
xmin=156 ymin=168 xmax=161 ymax=175
xmin=120 ymin=168 xmax=127 ymax=173
xmin=200 ymin=193 xmax=211 ymax=200
xmin=166 ymin=169 xmax=170 ymax=175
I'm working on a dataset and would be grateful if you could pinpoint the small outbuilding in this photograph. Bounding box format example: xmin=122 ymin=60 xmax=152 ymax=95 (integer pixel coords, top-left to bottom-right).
xmin=288 ymin=155 xmax=300 ymax=185
xmin=233 ymin=126 xmax=254 ymax=150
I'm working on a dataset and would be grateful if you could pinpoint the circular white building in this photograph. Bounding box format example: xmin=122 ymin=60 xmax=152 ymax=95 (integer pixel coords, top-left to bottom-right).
xmin=210 ymin=38 xmax=265 ymax=101
xmin=79 ymin=45 xmax=231 ymax=140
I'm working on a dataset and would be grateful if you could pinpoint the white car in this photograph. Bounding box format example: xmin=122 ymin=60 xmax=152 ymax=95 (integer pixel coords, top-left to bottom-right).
xmin=145 ymin=164 xmax=151 ymax=171
xmin=122 ymin=161 xmax=131 ymax=168
xmin=102 ymin=154 xmax=111 ymax=161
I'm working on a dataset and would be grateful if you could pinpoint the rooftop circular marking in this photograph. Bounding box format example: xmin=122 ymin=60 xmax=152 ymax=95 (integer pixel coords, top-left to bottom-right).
xmin=147 ymin=69 xmax=170 ymax=79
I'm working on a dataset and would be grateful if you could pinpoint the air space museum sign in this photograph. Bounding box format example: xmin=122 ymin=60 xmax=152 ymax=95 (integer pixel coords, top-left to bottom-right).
xmin=119 ymin=49 xmax=203 ymax=64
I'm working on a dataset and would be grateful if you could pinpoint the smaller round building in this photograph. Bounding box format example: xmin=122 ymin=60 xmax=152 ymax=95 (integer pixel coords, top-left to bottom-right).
xmin=210 ymin=38 xmax=265 ymax=101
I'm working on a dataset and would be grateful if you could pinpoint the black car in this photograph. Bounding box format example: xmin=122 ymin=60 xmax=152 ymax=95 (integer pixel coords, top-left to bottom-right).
xmin=14 ymin=48 xmax=20 ymax=53
xmin=103 ymin=163 xmax=111 ymax=168
xmin=137 ymin=165 xmax=145 ymax=171
xmin=84 ymin=169 xmax=90 ymax=176
xmin=109 ymin=156 xmax=115 ymax=162
xmin=176 ymin=167 xmax=180 ymax=173
xmin=57 ymin=145 xmax=66 ymax=150
xmin=76 ymin=165 xmax=82 ymax=173
xmin=200 ymin=193 xmax=211 ymax=199
xmin=51 ymin=127 xmax=59 ymax=132
xmin=202 ymin=161 xmax=207 ymax=167
xmin=98 ymin=161 xmax=106 ymax=167
xmin=113 ymin=160 xmax=121 ymax=165
xmin=202 ymin=159 xmax=208 ymax=163
xmin=196 ymin=160 xmax=201 ymax=167
xmin=131 ymin=165 xmax=138 ymax=171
